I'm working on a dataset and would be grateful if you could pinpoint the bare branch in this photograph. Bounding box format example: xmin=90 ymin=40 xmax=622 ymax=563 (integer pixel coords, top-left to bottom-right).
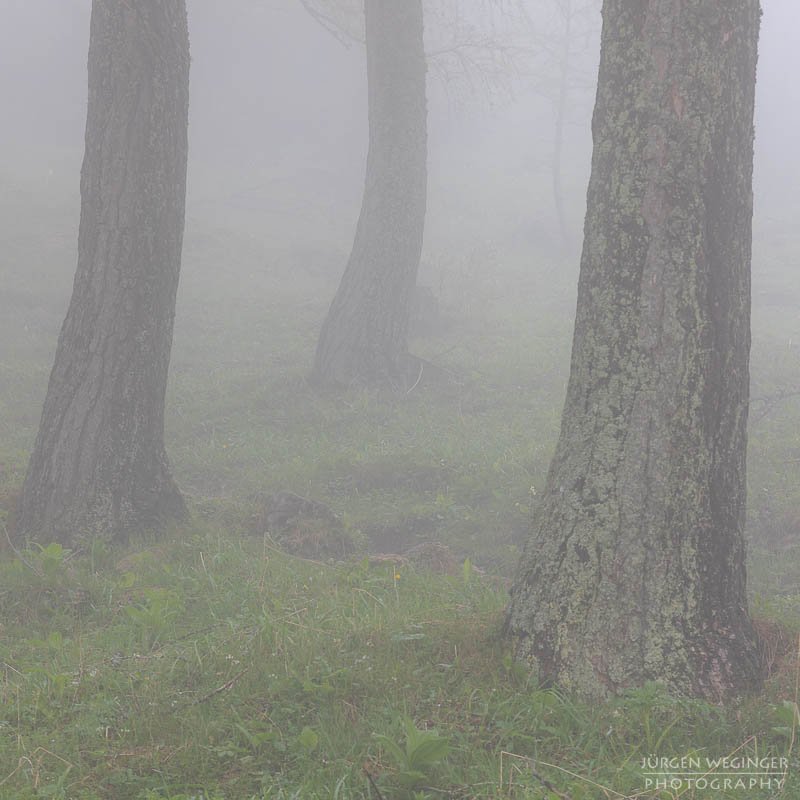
xmin=297 ymin=0 xmax=364 ymax=45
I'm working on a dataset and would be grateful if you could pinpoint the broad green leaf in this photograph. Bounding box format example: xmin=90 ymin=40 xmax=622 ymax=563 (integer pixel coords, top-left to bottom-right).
xmin=407 ymin=736 xmax=450 ymax=769
xmin=373 ymin=733 xmax=407 ymax=767
xmin=41 ymin=542 xmax=63 ymax=560
xmin=396 ymin=769 xmax=428 ymax=788
xmin=391 ymin=632 xmax=426 ymax=642
xmin=298 ymin=726 xmax=319 ymax=753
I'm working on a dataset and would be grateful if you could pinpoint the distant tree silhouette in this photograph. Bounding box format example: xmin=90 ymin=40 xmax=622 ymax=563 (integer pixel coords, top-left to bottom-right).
xmin=303 ymin=0 xmax=531 ymax=387
xmin=312 ymin=0 xmax=427 ymax=387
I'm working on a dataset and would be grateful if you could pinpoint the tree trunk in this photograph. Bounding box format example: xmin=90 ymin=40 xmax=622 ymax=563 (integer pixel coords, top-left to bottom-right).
xmin=312 ymin=0 xmax=427 ymax=388
xmin=17 ymin=0 xmax=189 ymax=546
xmin=505 ymin=0 xmax=762 ymax=701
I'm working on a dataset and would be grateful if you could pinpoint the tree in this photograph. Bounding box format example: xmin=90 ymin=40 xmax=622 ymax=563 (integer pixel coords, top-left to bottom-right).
xmin=17 ymin=0 xmax=190 ymax=546
xmin=505 ymin=0 xmax=762 ymax=700
xmin=303 ymin=0 xmax=529 ymax=388
xmin=311 ymin=0 xmax=427 ymax=387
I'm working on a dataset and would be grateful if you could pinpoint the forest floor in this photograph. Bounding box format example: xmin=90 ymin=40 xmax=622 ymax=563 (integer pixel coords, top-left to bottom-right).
xmin=2 ymin=174 xmax=800 ymax=797
xmin=3 ymin=527 xmax=800 ymax=800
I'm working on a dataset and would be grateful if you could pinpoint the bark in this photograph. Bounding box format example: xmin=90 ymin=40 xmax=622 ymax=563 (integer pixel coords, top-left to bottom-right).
xmin=505 ymin=0 xmax=762 ymax=701
xmin=312 ymin=0 xmax=427 ymax=388
xmin=18 ymin=0 xmax=189 ymax=545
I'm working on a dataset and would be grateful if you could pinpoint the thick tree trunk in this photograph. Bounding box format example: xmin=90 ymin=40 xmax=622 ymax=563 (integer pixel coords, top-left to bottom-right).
xmin=18 ymin=0 xmax=189 ymax=545
xmin=312 ymin=0 xmax=427 ymax=388
xmin=505 ymin=0 xmax=762 ymax=701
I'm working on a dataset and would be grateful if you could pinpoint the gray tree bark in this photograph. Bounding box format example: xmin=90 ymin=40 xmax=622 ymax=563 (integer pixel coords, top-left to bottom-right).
xmin=312 ymin=0 xmax=427 ymax=388
xmin=505 ymin=0 xmax=762 ymax=701
xmin=18 ymin=0 xmax=189 ymax=545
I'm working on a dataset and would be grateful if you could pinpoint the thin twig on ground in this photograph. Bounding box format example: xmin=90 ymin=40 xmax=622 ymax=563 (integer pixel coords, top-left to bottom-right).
xmin=363 ymin=767 xmax=386 ymax=800
xmin=171 ymin=667 xmax=249 ymax=713
xmin=525 ymin=763 xmax=573 ymax=800
xmin=406 ymin=360 xmax=424 ymax=395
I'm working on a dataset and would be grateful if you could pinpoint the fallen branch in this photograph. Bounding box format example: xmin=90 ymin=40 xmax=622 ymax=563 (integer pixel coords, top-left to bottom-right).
xmin=501 ymin=751 xmax=579 ymax=799
xmin=750 ymin=389 xmax=800 ymax=425
xmin=406 ymin=360 xmax=424 ymax=395
xmin=363 ymin=767 xmax=386 ymax=800
xmin=172 ymin=667 xmax=249 ymax=712
xmin=151 ymin=623 xmax=223 ymax=652
xmin=526 ymin=762 xmax=573 ymax=800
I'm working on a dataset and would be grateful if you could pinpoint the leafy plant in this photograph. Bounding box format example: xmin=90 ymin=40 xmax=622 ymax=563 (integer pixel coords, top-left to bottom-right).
xmin=28 ymin=665 xmax=69 ymax=701
xmin=374 ymin=716 xmax=450 ymax=794
xmin=35 ymin=542 xmax=68 ymax=576
xmin=462 ymin=557 xmax=473 ymax=587
xmin=772 ymin=700 xmax=799 ymax=739
xmin=297 ymin=725 xmax=319 ymax=754
xmin=124 ymin=586 xmax=185 ymax=650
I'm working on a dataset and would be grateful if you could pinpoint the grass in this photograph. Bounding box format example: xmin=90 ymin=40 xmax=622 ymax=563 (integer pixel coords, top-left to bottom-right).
xmin=1 ymin=165 xmax=800 ymax=797
xmin=2 ymin=528 xmax=800 ymax=799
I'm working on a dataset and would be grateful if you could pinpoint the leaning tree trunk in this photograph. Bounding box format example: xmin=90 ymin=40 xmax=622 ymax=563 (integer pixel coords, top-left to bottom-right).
xmin=17 ymin=0 xmax=189 ymax=546
xmin=312 ymin=0 xmax=427 ymax=388
xmin=505 ymin=0 xmax=762 ymax=701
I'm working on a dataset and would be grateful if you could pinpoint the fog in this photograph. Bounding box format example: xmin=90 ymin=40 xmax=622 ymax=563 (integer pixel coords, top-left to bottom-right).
xmin=3 ymin=1 xmax=798 ymax=267
xmin=1 ymin=1 xmax=798 ymax=540
xmin=3 ymin=3 xmax=800 ymax=792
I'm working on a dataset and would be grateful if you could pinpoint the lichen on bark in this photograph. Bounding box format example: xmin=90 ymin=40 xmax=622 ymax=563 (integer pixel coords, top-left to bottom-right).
xmin=505 ymin=0 xmax=762 ymax=701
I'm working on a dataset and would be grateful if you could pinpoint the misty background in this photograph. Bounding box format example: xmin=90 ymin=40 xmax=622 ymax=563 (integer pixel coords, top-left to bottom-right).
xmin=3 ymin=1 xmax=798 ymax=286
xmin=1 ymin=0 xmax=798 ymax=541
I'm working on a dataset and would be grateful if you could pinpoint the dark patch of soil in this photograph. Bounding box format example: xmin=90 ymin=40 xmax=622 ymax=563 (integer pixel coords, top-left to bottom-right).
xmin=364 ymin=514 xmax=442 ymax=554
xmin=246 ymin=491 xmax=356 ymax=560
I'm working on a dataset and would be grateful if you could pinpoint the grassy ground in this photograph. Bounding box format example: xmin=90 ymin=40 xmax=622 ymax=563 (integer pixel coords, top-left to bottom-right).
xmin=2 ymin=169 xmax=800 ymax=798
xmin=2 ymin=529 xmax=800 ymax=800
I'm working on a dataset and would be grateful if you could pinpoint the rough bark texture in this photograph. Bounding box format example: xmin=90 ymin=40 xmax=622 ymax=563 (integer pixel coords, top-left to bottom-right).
xmin=505 ymin=0 xmax=762 ymax=701
xmin=312 ymin=0 xmax=427 ymax=388
xmin=18 ymin=0 xmax=189 ymax=545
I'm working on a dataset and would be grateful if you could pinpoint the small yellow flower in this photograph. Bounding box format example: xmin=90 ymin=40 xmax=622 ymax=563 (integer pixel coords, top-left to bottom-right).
xmin=395 ymin=574 xmax=401 ymax=579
